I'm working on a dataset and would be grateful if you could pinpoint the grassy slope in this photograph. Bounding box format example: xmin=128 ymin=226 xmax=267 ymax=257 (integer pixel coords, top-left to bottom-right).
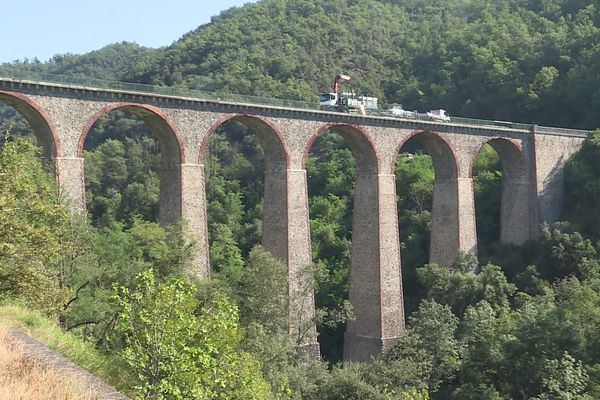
xmin=0 ymin=304 xmax=133 ymax=396
xmin=0 ymin=328 xmax=98 ymax=400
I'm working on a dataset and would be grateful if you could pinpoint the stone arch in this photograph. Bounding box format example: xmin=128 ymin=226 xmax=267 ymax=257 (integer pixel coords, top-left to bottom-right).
xmin=78 ymin=102 xmax=185 ymax=162
xmin=199 ymin=113 xmax=290 ymax=169
xmin=78 ymin=102 xmax=185 ymax=225
xmin=393 ymin=130 xmax=458 ymax=179
xmin=302 ymin=122 xmax=379 ymax=173
xmin=199 ymin=114 xmax=291 ymax=263
xmin=199 ymin=114 xmax=320 ymax=355
xmin=469 ymin=137 xmax=525 ymax=179
xmin=470 ymin=137 xmax=531 ymax=245
xmin=394 ymin=130 xmax=462 ymax=265
xmin=0 ymin=90 xmax=62 ymax=159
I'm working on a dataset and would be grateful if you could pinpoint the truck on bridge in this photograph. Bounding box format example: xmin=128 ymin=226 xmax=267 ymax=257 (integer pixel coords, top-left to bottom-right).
xmin=380 ymin=104 xmax=451 ymax=122
xmin=319 ymin=74 xmax=450 ymax=121
xmin=319 ymin=74 xmax=378 ymax=115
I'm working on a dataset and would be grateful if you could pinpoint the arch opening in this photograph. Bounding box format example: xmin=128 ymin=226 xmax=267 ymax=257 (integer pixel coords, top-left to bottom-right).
xmin=0 ymin=91 xmax=60 ymax=161
xmin=473 ymin=143 xmax=502 ymax=257
xmin=200 ymin=116 xmax=284 ymax=280
xmin=394 ymin=131 xmax=459 ymax=314
xmin=305 ymin=124 xmax=379 ymax=362
xmin=198 ymin=114 xmax=298 ymax=281
xmin=472 ymin=138 xmax=530 ymax=260
xmin=80 ymin=104 xmax=183 ymax=227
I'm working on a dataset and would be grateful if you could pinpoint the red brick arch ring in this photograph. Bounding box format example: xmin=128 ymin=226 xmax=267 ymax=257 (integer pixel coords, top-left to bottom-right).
xmin=0 ymin=90 xmax=63 ymax=158
xmin=77 ymin=102 xmax=186 ymax=164
xmin=467 ymin=137 xmax=526 ymax=179
xmin=302 ymin=122 xmax=380 ymax=174
xmin=198 ymin=114 xmax=291 ymax=168
xmin=393 ymin=130 xmax=460 ymax=180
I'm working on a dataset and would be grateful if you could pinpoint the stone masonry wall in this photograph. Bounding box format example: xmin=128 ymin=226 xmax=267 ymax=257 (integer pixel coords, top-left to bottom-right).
xmin=0 ymin=79 xmax=590 ymax=361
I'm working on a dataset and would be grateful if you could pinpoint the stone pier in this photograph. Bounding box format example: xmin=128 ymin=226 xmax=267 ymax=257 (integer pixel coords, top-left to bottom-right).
xmin=0 ymin=77 xmax=590 ymax=361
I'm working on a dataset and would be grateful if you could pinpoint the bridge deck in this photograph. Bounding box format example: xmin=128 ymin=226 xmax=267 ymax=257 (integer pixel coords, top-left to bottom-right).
xmin=0 ymin=67 xmax=591 ymax=138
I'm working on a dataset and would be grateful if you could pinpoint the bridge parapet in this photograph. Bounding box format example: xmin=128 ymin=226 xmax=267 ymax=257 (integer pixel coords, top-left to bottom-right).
xmin=0 ymin=71 xmax=592 ymax=139
xmin=0 ymin=73 xmax=593 ymax=362
xmin=532 ymin=124 xmax=591 ymax=138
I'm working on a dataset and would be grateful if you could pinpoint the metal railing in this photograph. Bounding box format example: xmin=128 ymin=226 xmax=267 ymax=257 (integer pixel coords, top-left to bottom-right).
xmin=449 ymin=116 xmax=531 ymax=130
xmin=0 ymin=66 xmax=591 ymax=136
xmin=0 ymin=66 xmax=320 ymax=111
xmin=533 ymin=124 xmax=590 ymax=137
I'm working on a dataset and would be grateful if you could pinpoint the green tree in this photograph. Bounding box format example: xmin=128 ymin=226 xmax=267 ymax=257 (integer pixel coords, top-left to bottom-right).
xmin=395 ymin=152 xmax=434 ymax=313
xmin=0 ymin=138 xmax=71 ymax=316
xmin=386 ymin=300 xmax=462 ymax=394
xmin=536 ymin=352 xmax=592 ymax=400
xmin=60 ymin=219 xmax=193 ymax=344
xmin=473 ymin=145 xmax=502 ymax=256
xmin=112 ymin=269 xmax=271 ymax=399
xmin=238 ymin=246 xmax=288 ymax=332
xmin=564 ymin=129 xmax=600 ymax=243
xmin=454 ymin=301 xmax=511 ymax=400
xmin=306 ymin=132 xmax=356 ymax=361
xmin=84 ymin=135 xmax=160 ymax=226
xmin=237 ymin=246 xmax=321 ymax=398
xmin=210 ymin=223 xmax=245 ymax=287
xmin=535 ymin=222 xmax=600 ymax=281
xmin=417 ymin=255 xmax=517 ymax=316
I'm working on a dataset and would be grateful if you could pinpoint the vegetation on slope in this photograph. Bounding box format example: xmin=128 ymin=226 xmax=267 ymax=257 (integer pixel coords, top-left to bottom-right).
xmin=1 ymin=0 xmax=600 ymax=398
xmin=0 ymin=306 xmax=131 ymax=396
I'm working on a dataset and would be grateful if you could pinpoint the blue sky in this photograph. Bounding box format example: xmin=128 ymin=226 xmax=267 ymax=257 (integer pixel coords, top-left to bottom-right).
xmin=1 ymin=0 xmax=257 ymax=63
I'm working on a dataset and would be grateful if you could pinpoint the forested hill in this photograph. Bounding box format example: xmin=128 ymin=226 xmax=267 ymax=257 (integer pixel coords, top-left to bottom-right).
xmin=5 ymin=2 xmax=600 ymax=398
xmin=8 ymin=41 xmax=156 ymax=81
xmin=5 ymin=0 xmax=600 ymax=129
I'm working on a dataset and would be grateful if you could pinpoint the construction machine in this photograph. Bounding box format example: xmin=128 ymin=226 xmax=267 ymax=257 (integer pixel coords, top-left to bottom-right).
xmin=319 ymin=74 xmax=450 ymax=121
xmin=319 ymin=74 xmax=378 ymax=115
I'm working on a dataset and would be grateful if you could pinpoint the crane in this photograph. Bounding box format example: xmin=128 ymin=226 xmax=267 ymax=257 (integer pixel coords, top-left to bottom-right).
xmin=319 ymin=74 xmax=376 ymax=114
xmin=331 ymin=74 xmax=351 ymax=93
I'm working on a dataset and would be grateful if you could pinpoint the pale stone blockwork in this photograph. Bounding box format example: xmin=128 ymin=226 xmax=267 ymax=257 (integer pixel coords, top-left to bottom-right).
xmin=344 ymin=172 xmax=386 ymax=361
xmin=286 ymin=169 xmax=318 ymax=353
xmin=456 ymin=177 xmax=477 ymax=256
xmin=55 ymin=157 xmax=86 ymax=213
xmin=0 ymin=78 xmax=590 ymax=362
xmin=180 ymin=163 xmax=210 ymax=279
xmin=532 ymin=127 xmax=588 ymax=228
xmin=430 ymin=178 xmax=461 ymax=265
xmin=501 ymin=176 xmax=532 ymax=244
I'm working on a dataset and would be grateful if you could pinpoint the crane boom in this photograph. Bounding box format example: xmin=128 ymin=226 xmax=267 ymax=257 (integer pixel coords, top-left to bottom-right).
xmin=332 ymin=74 xmax=351 ymax=93
xmin=319 ymin=73 xmax=377 ymax=114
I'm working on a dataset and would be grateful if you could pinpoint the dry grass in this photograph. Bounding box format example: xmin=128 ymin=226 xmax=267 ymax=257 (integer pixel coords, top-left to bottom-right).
xmin=0 ymin=305 xmax=133 ymax=395
xmin=0 ymin=329 xmax=98 ymax=400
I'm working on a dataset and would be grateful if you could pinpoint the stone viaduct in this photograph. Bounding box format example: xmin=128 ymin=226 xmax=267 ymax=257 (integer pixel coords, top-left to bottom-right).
xmin=0 ymin=76 xmax=590 ymax=362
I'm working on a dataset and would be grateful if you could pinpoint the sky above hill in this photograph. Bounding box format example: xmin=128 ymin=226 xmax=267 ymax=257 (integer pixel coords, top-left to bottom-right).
xmin=1 ymin=0 xmax=257 ymax=63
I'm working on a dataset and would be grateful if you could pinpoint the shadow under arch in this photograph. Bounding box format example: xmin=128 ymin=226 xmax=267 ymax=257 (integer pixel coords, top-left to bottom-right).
xmin=394 ymin=130 xmax=461 ymax=266
xmin=0 ymin=90 xmax=62 ymax=159
xmin=78 ymin=102 xmax=185 ymax=225
xmin=199 ymin=113 xmax=291 ymax=263
xmin=470 ymin=137 xmax=531 ymax=245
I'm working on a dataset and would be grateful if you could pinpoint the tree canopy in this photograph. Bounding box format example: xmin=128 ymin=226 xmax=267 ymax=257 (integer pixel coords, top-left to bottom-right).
xmin=1 ymin=0 xmax=600 ymax=398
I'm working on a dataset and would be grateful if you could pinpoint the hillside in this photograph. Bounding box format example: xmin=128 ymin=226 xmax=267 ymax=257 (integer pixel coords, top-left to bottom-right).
xmin=4 ymin=0 xmax=600 ymax=129
xmin=3 ymin=1 xmax=600 ymax=398
xmin=6 ymin=41 xmax=156 ymax=81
